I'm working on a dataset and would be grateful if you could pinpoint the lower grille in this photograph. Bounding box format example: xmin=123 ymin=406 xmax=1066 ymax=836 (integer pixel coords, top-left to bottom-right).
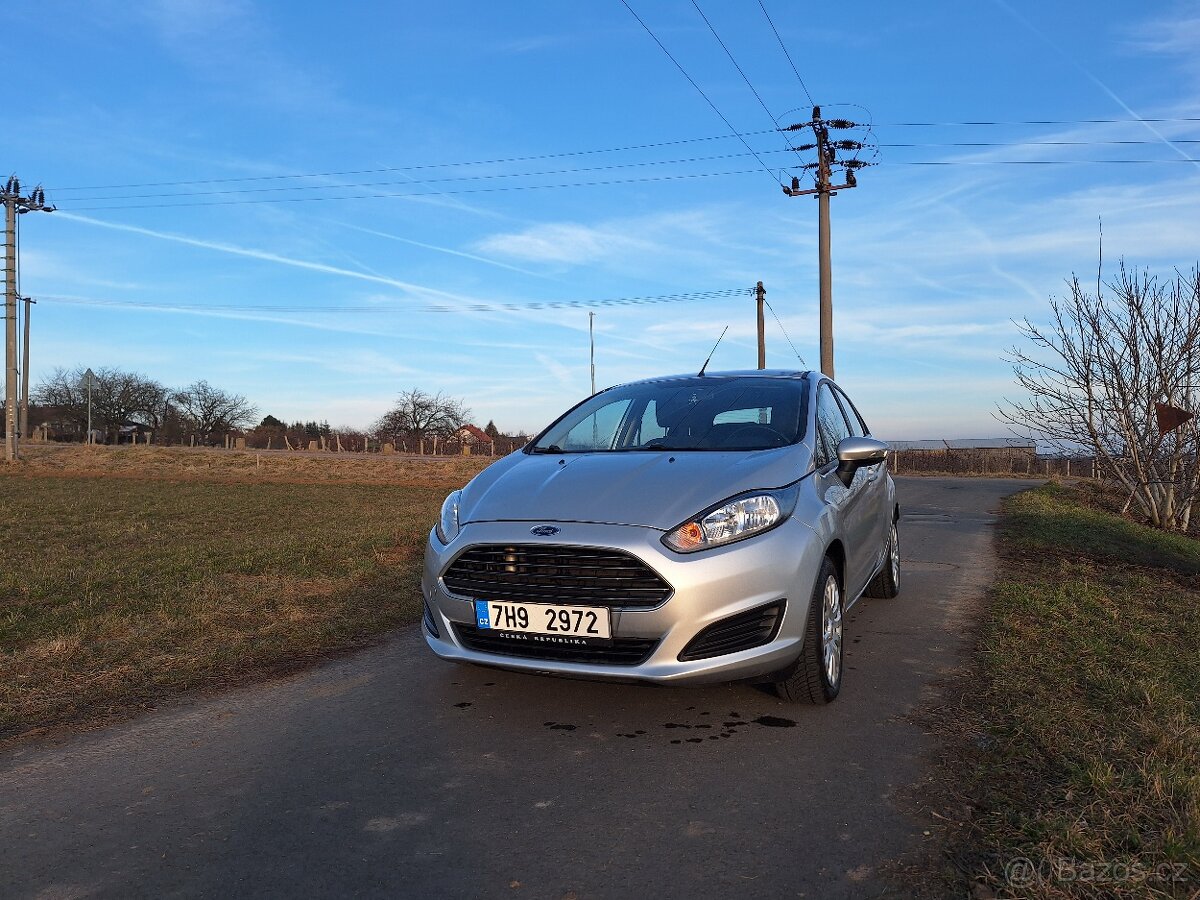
xmin=453 ymin=624 xmax=657 ymax=666
xmin=423 ymin=599 xmax=440 ymax=638
xmin=678 ymin=601 xmax=785 ymax=661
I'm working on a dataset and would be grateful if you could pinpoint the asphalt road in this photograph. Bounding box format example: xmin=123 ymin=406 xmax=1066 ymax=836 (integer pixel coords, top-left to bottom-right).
xmin=1 ymin=477 xmax=1040 ymax=900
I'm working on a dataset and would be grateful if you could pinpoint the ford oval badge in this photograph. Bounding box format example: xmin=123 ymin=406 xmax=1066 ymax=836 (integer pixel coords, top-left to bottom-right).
xmin=530 ymin=525 xmax=560 ymax=536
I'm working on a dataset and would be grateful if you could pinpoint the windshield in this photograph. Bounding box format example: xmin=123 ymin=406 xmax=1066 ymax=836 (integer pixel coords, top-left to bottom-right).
xmin=531 ymin=376 xmax=808 ymax=453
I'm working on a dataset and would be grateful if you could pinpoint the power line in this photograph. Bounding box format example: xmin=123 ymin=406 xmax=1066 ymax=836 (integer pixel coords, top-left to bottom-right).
xmin=689 ymin=0 xmax=786 ymax=137
xmin=57 ymin=148 xmax=805 ymax=202
xmin=757 ymin=0 xmax=814 ymax=107
xmin=879 ymin=139 xmax=1200 ymax=147
xmin=44 ymin=117 xmax=1200 ymax=196
xmin=58 ymin=156 xmax=1200 ymax=212
xmin=762 ymin=296 xmax=804 ymax=366
xmin=617 ymin=0 xmax=781 ymax=186
xmin=892 ymin=159 xmax=1200 ymax=165
xmin=53 ymin=139 xmax=1200 ymax=203
xmin=56 ymin=158 xmax=1200 ymax=211
xmin=60 ymin=168 xmax=768 ymax=210
xmin=47 ymin=130 xmax=783 ymax=193
xmin=877 ymin=116 xmax=1200 ymax=127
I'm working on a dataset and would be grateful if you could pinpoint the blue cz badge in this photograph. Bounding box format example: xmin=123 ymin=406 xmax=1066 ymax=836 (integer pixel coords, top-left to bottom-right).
xmin=474 ymin=600 xmax=492 ymax=630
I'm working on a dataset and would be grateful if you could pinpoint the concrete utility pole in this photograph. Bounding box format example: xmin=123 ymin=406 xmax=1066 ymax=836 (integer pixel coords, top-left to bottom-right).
xmin=20 ymin=296 xmax=35 ymax=439
xmin=588 ymin=311 xmax=596 ymax=395
xmin=782 ymin=107 xmax=867 ymax=380
xmin=755 ymin=281 xmax=766 ymax=369
xmin=2 ymin=177 xmax=54 ymax=462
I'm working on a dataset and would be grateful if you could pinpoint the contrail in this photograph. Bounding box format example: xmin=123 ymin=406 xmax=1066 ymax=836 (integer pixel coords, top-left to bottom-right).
xmin=330 ymin=220 xmax=549 ymax=278
xmin=992 ymin=0 xmax=1200 ymax=170
xmin=54 ymin=211 xmax=483 ymax=306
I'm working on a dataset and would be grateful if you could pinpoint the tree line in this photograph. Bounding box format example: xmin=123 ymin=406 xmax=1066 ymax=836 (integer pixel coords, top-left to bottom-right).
xmin=28 ymin=374 xmax=525 ymax=451
xmin=32 ymin=367 xmax=255 ymax=445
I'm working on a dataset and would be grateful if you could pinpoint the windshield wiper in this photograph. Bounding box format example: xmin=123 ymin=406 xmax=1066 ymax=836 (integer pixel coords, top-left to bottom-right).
xmin=530 ymin=443 xmax=565 ymax=454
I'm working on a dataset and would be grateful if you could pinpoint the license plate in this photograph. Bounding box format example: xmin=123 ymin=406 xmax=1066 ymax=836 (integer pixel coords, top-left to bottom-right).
xmin=473 ymin=600 xmax=612 ymax=642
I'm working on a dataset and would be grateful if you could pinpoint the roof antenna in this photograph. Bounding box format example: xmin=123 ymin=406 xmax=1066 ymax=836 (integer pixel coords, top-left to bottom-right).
xmin=697 ymin=326 xmax=729 ymax=376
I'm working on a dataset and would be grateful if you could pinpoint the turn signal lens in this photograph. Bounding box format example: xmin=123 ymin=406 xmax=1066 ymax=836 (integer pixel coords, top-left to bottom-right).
xmin=672 ymin=522 xmax=705 ymax=550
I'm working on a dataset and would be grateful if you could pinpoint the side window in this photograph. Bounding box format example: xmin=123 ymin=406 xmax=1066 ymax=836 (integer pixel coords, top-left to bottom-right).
xmin=814 ymin=384 xmax=852 ymax=468
xmin=833 ymin=389 xmax=867 ymax=438
xmin=636 ymin=400 xmax=667 ymax=445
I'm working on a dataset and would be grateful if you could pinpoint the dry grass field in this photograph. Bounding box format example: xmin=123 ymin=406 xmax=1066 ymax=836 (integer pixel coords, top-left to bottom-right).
xmin=0 ymin=444 xmax=494 ymax=744
xmin=930 ymin=482 xmax=1200 ymax=898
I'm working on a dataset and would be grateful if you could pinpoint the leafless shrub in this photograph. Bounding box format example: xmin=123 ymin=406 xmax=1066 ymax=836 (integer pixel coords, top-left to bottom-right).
xmin=1001 ymin=263 xmax=1200 ymax=531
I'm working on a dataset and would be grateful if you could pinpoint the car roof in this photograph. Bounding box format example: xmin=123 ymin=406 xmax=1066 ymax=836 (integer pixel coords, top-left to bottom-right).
xmin=618 ymin=369 xmax=813 ymax=388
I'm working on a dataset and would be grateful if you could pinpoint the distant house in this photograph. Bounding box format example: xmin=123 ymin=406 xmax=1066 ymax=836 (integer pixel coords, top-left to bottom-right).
xmin=456 ymin=424 xmax=494 ymax=446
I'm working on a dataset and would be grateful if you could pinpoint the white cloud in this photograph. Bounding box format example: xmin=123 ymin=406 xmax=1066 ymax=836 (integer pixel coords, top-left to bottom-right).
xmin=1126 ymin=15 xmax=1200 ymax=57
xmin=478 ymin=222 xmax=651 ymax=265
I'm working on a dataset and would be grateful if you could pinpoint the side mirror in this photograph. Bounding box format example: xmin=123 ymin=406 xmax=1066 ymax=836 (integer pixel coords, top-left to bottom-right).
xmin=835 ymin=436 xmax=889 ymax=486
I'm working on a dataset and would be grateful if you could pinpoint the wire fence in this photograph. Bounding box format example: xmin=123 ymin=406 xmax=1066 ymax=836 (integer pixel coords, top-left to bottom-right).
xmin=387 ymin=437 xmax=529 ymax=457
xmin=889 ymin=449 xmax=1100 ymax=478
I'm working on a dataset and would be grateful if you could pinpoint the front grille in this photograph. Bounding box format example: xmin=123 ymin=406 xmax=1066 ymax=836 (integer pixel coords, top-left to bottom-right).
xmin=442 ymin=544 xmax=672 ymax=609
xmin=678 ymin=601 xmax=786 ymax=661
xmin=453 ymin=624 xmax=657 ymax=666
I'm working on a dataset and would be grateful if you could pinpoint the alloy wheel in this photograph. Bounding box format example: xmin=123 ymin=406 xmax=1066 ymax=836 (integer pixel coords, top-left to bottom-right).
xmin=822 ymin=575 xmax=842 ymax=687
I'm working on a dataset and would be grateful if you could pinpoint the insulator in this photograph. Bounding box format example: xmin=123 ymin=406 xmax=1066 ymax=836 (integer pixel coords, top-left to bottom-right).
xmin=827 ymin=119 xmax=858 ymax=129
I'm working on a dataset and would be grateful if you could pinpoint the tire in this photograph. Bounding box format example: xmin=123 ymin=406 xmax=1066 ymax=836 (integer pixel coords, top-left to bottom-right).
xmin=864 ymin=518 xmax=900 ymax=599
xmin=774 ymin=557 xmax=843 ymax=704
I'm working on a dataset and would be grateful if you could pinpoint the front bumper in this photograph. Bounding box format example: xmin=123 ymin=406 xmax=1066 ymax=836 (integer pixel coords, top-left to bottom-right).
xmin=421 ymin=519 xmax=825 ymax=685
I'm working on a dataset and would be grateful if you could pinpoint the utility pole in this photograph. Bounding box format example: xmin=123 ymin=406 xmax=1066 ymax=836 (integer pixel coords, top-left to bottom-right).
xmin=589 ymin=311 xmax=596 ymax=395
xmin=2 ymin=177 xmax=54 ymax=461
xmin=782 ymin=107 xmax=870 ymax=380
xmin=755 ymin=281 xmax=766 ymax=369
xmin=20 ymin=296 xmax=35 ymax=439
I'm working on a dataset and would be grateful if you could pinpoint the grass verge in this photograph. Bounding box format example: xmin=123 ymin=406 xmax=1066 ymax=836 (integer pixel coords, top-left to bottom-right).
xmin=931 ymin=482 xmax=1200 ymax=898
xmin=0 ymin=450 xmax=489 ymax=743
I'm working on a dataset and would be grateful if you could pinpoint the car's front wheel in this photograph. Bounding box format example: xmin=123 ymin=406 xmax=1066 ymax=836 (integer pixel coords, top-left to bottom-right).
xmin=864 ymin=518 xmax=900 ymax=599
xmin=773 ymin=557 xmax=842 ymax=703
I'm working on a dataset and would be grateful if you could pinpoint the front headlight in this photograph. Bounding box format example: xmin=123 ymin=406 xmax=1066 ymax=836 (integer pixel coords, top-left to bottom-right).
xmin=663 ymin=485 xmax=799 ymax=553
xmin=435 ymin=490 xmax=462 ymax=544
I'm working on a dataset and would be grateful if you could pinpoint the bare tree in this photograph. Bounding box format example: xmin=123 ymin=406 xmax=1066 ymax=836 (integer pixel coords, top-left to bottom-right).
xmin=174 ymin=380 xmax=257 ymax=444
xmin=373 ymin=388 xmax=469 ymax=451
xmin=33 ymin=366 xmax=168 ymax=442
xmin=1001 ymin=263 xmax=1200 ymax=531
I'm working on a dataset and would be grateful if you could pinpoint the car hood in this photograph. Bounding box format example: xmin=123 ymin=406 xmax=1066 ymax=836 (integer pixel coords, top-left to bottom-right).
xmin=459 ymin=446 xmax=811 ymax=531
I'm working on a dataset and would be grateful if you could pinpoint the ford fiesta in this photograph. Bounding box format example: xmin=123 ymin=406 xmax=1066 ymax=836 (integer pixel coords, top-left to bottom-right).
xmin=421 ymin=370 xmax=900 ymax=703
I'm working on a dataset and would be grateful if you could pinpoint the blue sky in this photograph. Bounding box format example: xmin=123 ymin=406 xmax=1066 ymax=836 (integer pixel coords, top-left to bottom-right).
xmin=7 ymin=0 xmax=1200 ymax=438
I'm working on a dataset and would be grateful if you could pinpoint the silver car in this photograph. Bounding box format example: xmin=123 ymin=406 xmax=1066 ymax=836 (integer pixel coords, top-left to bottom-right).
xmin=422 ymin=370 xmax=899 ymax=703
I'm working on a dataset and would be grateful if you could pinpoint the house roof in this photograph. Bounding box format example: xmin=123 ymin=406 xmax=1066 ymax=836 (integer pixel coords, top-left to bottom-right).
xmin=458 ymin=424 xmax=493 ymax=443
